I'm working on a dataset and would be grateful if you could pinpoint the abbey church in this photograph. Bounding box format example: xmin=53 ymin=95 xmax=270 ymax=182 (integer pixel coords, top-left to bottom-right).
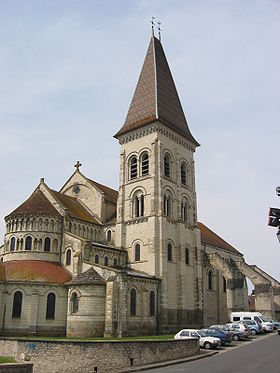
xmin=0 ymin=35 xmax=278 ymax=337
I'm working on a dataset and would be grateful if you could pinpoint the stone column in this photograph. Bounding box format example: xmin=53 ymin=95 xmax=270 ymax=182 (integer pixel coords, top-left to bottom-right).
xmin=29 ymin=290 xmax=39 ymax=334
xmin=103 ymin=280 xmax=115 ymax=338
xmin=254 ymin=284 xmax=275 ymax=319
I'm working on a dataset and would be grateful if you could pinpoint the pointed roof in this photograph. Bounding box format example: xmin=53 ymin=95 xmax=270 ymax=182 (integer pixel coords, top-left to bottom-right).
xmin=6 ymin=188 xmax=61 ymax=219
xmin=115 ymin=36 xmax=199 ymax=146
xmin=198 ymin=222 xmax=242 ymax=256
xmin=87 ymin=178 xmax=118 ymax=204
xmin=69 ymin=267 xmax=105 ymax=285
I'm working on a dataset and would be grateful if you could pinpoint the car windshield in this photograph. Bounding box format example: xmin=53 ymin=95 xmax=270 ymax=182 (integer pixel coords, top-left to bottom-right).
xmin=197 ymin=330 xmax=207 ymax=337
xmin=260 ymin=317 xmax=270 ymax=322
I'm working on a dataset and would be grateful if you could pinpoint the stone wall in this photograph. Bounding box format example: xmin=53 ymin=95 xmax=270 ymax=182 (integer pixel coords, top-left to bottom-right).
xmin=0 ymin=363 xmax=33 ymax=373
xmin=0 ymin=338 xmax=199 ymax=373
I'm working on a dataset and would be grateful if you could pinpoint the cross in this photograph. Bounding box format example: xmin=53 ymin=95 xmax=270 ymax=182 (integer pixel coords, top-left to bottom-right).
xmin=74 ymin=161 xmax=82 ymax=171
xmin=150 ymin=16 xmax=155 ymax=36
xmin=157 ymin=21 xmax=161 ymax=42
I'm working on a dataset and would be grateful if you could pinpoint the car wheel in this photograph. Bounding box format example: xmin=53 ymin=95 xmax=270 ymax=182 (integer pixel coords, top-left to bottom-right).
xmin=233 ymin=334 xmax=240 ymax=341
xmin=204 ymin=342 xmax=211 ymax=349
xmin=251 ymin=329 xmax=257 ymax=336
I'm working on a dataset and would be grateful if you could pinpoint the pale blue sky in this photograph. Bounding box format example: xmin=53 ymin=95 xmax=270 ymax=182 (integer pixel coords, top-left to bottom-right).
xmin=0 ymin=0 xmax=279 ymax=284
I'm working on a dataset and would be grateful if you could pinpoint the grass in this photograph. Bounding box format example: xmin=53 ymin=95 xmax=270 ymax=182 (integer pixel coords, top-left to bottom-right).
xmin=2 ymin=334 xmax=174 ymax=342
xmin=0 ymin=356 xmax=16 ymax=364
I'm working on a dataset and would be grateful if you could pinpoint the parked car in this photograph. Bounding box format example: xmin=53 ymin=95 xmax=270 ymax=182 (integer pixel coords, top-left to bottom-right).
xmin=269 ymin=319 xmax=280 ymax=330
xmin=201 ymin=328 xmax=231 ymax=345
xmin=225 ymin=323 xmax=250 ymax=341
xmin=240 ymin=320 xmax=262 ymax=335
xmin=278 ymin=327 xmax=280 ymax=335
xmin=174 ymin=329 xmax=221 ymax=349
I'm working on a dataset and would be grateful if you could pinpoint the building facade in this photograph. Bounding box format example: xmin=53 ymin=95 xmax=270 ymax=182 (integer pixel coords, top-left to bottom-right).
xmin=0 ymin=35 xmax=277 ymax=337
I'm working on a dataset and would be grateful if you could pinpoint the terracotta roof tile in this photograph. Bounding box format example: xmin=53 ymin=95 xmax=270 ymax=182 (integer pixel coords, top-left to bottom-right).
xmin=50 ymin=190 xmax=100 ymax=225
xmin=115 ymin=37 xmax=199 ymax=146
xmin=87 ymin=178 xmax=118 ymax=204
xmin=6 ymin=189 xmax=60 ymax=219
xmin=0 ymin=260 xmax=72 ymax=284
xmin=198 ymin=222 xmax=242 ymax=256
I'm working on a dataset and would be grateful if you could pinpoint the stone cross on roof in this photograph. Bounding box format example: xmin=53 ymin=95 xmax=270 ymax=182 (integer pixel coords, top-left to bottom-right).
xmin=74 ymin=161 xmax=82 ymax=171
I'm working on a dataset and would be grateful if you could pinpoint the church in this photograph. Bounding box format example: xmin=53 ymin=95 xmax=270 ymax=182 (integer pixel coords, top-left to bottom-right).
xmin=0 ymin=34 xmax=277 ymax=338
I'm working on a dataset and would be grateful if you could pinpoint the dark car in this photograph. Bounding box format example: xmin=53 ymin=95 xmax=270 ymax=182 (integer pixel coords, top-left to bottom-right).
xmin=278 ymin=327 xmax=280 ymax=335
xmin=201 ymin=328 xmax=232 ymax=345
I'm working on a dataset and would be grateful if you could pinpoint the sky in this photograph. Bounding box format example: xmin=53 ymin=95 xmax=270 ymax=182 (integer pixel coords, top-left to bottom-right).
xmin=0 ymin=0 xmax=279 ymax=287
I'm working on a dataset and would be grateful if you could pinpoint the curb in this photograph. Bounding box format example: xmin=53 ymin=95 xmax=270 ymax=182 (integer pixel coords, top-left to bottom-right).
xmin=115 ymin=350 xmax=219 ymax=372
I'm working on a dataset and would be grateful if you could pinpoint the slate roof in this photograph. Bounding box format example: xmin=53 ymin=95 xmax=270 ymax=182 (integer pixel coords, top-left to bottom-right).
xmin=198 ymin=222 xmax=242 ymax=256
xmin=50 ymin=189 xmax=100 ymax=225
xmin=0 ymin=260 xmax=72 ymax=284
xmin=115 ymin=36 xmax=199 ymax=146
xmin=69 ymin=267 xmax=105 ymax=285
xmin=6 ymin=189 xmax=60 ymax=219
xmin=87 ymin=178 xmax=118 ymax=204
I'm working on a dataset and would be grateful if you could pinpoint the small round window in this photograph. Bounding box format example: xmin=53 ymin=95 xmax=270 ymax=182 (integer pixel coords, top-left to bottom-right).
xmin=73 ymin=185 xmax=80 ymax=195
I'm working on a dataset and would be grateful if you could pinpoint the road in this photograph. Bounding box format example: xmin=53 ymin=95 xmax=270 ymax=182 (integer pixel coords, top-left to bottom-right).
xmin=143 ymin=333 xmax=280 ymax=373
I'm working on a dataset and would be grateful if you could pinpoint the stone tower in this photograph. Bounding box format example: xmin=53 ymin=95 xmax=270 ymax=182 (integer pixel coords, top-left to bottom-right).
xmin=114 ymin=36 xmax=203 ymax=330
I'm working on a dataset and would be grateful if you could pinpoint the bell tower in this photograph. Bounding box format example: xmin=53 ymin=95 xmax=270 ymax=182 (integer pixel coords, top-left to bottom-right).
xmin=114 ymin=35 xmax=203 ymax=329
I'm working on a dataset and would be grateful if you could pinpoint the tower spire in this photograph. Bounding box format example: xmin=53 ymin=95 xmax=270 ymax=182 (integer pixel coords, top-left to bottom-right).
xmin=150 ymin=16 xmax=155 ymax=36
xmin=157 ymin=21 xmax=161 ymax=42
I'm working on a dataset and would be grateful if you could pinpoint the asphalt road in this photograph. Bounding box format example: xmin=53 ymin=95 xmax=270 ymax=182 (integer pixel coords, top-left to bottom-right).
xmin=143 ymin=333 xmax=280 ymax=373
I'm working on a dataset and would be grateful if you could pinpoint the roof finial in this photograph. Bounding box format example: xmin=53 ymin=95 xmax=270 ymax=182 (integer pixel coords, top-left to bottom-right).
xmin=150 ymin=16 xmax=155 ymax=36
xmin=157 ymin=21 xmax=161 ymax=42
xmin=74 ymin=160 xmax=82 ymax=172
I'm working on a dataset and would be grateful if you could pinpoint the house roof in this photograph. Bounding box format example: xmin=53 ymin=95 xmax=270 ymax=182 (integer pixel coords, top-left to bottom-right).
xmin=69 ymin=267 xmax=105 ymax=285
xmin=50 ymin=189 xmax=100 ymax=225
xmin=114 ymin=36 xmax=199 ymax=146
xmin=0 ymin=260 xmax=72 ymax=284
xmin=87 ymin=178 xmax=118 ymax=204
xmin=6 ymin=189 xmax=61 ymax=220
xmin=198 ymin=222 xmax=242 ymax=256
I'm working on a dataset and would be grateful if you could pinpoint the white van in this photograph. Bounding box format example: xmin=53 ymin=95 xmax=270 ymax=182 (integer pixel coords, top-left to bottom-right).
xmin=231 ymin=312 xmax=274 ymax=332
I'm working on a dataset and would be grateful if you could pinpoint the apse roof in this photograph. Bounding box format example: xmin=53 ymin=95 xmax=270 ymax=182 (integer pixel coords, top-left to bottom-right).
xmin=69 ymin=267 xmax=105 ymax=285
xmin=198 ymin=222 xmax=242 ymax=256
xmin=115 ymin=36 xmax=199 ymax=146
xmin=0 ymin=260 xmax=72 ymax=284
xmin=6 ymin=189 xmax=61 ymax=219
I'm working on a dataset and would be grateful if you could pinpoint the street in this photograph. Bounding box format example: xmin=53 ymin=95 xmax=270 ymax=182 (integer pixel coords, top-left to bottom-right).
xmin=143 ymin=333 xmax=280 ymax=373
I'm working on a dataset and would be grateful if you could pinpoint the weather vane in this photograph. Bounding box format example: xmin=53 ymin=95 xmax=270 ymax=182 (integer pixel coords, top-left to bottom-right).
xmin=150 ymin=16 xmax=155 ymax=36
xmin=74 ymin=160 xmax=82 ymax=171
xmin=157 ymin=21 xmax=161 ymax=42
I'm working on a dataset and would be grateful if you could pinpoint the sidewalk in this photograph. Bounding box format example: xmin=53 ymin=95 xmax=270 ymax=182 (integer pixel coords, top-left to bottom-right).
xmin=115 ymin=350 xmax=218 ymax=372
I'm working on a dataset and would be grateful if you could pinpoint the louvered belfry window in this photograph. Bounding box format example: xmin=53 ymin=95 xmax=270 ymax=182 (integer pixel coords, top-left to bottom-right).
xmin=130 ymin=156 xmax=137 ymax=179
xmin=141 ymin=153 xmax=149 ymax=176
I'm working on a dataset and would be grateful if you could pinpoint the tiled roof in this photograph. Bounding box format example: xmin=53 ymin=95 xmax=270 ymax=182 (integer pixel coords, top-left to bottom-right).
xmin=198 ymin=222 xmax=242 ymax=256
xmin=87 ymin=178 xmax=118 ymax=204
xmin=69 ymin=267 xmax=105 ymax=285
xmin=115 ymin=36 xmax=199 ymax=146
xmin=50 ymin=190 xmax=100 ymax=225
xmin=0 ymin=260 xmax=72 ymax=284
xmin=6 ymin=189 xmax=60 ymax=219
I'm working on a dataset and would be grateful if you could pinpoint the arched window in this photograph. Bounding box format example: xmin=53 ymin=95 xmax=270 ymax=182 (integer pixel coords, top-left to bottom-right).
xmin=185 ymin=248 xmax=189 ymax=265
xmin=66 ymin=249 xmax=71 ymax=266
xmin=12 ymin=291 xmax=22 ymax=318
xmin=181 ymin=163 xmax=186 ymax=185
xmin=113 ymin=258 xmax=118 ymax=267
xmin=46 ymin=293 xmax=56 ymax=319
xmin=167 ymin=243 xmax=172 ymax=262
xmin=164 ymin=154 xmax=170 ymax=177
xmin=44 ymin=237 xmax=51 ymax=252
xmin=104 ymin=256 xmax=109 ymax=266
xmin=71 ymin=293 xmax=78 ymax=313
xmin=107 ymin=230 xmax=112 ymax=242
xmin=95 ymin=254 xmax=99 ymax=264
xmin=134 ymin=193 xmax=144 ymax=218
xmin=208 ymin=270 xmax=213 ymax=290
xmin=130 ymin=156 xmax=137 ymax=179
xmin=223 ymin=277 xmax=227 ymax=293
xmin=10 ymin=237 xmax=15 ymax=252
xmin=141 ymin=152 xmax=149 ymax=176
xmin=130 ymin=289 xmax=136 ymax=316
xmin=25 ymin=236 xmax=32 ymax=251
xmin=163 ymin=195 xmax=171 ymax=217
xmin=150 ymin=291 xmax=155 ymax=316
xmin=135 ymin=244 xmax=140 ymax=261
xmin=181 ymin=201 xmax=188 ymax=222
